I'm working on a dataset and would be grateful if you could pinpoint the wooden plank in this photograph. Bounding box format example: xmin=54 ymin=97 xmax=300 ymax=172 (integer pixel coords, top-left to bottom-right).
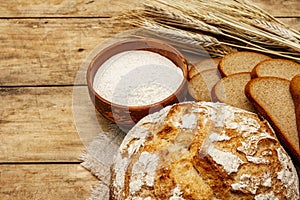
xmin=0 ymin=86 xmax=113 ymax=162
xmin=252 ymin=0 xmax=300 ymax=17
xmin=0 ymin=86 xmax=81 ymax=162
xmin=279 ymin=18 xmax=300 ymax=32
xmin=0 ymin=164 xmax=98 ymax=200
xmin=0 ymin=17 xmax=299 ymax=87
xmin=0 ymin=0 xmax=299 ymax=18
xmin=0 ymin=18 xmax=131 ymax=86
xmin=0 ymin=0 xmax=141 ymax=18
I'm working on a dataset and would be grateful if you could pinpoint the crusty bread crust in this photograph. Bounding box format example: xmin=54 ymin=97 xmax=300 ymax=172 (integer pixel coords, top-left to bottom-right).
xmin=187 ymin=68 xmax=221 ymax=102
xmin=251 ymin=58 xmax=300 ymax=80
xmin=290 ymin=75 xmax=300 ymax=147
xmin=110 ymin=101 xmax=299 ymax=199
xmin=189 ymin=58 xmax=221 ymax=79
xmin=212 ymin=72 xmax=255 ymax=112
xmin=245 ymin=77 xmax=300 ymax=165
xmin=218 ymin=51 xmax=270 ymax=77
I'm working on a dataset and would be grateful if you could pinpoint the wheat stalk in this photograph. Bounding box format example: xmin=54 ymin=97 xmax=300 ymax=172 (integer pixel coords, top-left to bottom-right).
xmin=136 ymin=20 xmax=300 ymax=60
xmin=158 ymin=0 xmax=300 ymax=52
xmin=136 ymin=20 xmax=236 ymax=57
xmin=138 ymin=21 xmax=220 ymax=46
xmin=253 ymin=19 xmax=300 ymax=42
xmin=210 ymin=13 xmax=300 ymax=52
xmin=142 ymin=4 xmax=223 ymax=35
xmin=121 ymin=0 xmax=300 ymax=62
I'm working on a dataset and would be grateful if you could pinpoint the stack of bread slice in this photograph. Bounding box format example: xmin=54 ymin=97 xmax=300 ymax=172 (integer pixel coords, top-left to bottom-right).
xmin=291 ymin=75 xmax=300 ymax=137
xmin=188 ymin=58 xmax=222 ymax=102
xmin=187 ymin=51 xmax=300 ymax=165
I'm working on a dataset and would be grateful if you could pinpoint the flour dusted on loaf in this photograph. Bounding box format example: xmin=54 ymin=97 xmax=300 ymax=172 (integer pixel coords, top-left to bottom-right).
xmin=93 ymin=50 xmax=183 ymax=106
xmin=110 ymin=102 xmax=300 ymax=200
xmin=129 ymin=152 xmax=159 ymax=195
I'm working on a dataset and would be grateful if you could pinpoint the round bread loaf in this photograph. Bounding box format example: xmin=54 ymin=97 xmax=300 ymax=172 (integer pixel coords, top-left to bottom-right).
xmin=110 ymin=101 xmax=299 ymax=200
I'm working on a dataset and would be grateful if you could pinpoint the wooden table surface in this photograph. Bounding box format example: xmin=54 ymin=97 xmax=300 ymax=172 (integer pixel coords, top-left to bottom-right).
xmin=0 ymin=0 xmax=299 ymax=199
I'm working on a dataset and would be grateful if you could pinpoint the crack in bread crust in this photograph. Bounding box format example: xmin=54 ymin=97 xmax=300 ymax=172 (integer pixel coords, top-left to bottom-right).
xmin=110 ymin=102 xmax=300 ymax=200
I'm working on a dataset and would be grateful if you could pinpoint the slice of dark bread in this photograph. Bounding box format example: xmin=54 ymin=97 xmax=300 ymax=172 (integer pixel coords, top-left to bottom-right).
xmin=212 ymin=72 xmax=255 ymax=112
xmin=290 ymin=75 xmax=300 ymax=143
xmin=245 ymin=77 xmax=300 ymax=165
xmin=218 ymin=52 xmax=270 ymax=77
xmin=189 ymin=58 xmax=221 ymax=79
xmin=188 ymin=68 xmax=222 ymax=102
xmin=251 ymin=58 xmax=300 ymax=80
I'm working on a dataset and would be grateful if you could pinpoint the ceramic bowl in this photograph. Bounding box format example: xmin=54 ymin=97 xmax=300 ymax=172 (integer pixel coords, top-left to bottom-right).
xmin=86 ymin=39 xmax=188 ymax=130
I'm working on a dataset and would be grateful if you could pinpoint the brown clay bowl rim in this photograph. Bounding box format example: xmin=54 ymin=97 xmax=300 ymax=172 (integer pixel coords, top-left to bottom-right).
xmin=86 ymin=38 xmax=188 ymax=111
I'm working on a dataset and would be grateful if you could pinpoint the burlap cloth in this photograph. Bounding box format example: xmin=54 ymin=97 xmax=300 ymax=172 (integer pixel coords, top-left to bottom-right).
xmin=80 ymin=123 xmax=126 ymax=200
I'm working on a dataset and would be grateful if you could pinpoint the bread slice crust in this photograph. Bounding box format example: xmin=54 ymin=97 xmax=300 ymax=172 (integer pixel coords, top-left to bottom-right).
xmin=290 ymin=75 xmax=300 ymax=146
xmin=189 ymin=58 xmax=221 ymax=79
xmin=212 ymin=72 xmax=255 ymax=112
xmin=245 ymin=77 xmax=300 ymax=165
xmin=251 ymin=58 xmax=300 ymax=80
xmin=188 ymin=68 xmax=221 ymax=102
xmin=218 ymin=51 xmax=270 ymax=77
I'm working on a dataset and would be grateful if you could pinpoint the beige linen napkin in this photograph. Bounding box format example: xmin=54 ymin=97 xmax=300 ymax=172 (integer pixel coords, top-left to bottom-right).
xmin=80 ymin=124 xmax=125 ymax=200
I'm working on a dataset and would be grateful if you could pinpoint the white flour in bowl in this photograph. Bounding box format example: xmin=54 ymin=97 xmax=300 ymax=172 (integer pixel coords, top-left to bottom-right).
xmin=93 ymin=50 xmax=184 ymax=106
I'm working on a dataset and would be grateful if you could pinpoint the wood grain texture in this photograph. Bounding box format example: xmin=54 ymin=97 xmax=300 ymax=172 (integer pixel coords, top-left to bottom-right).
xmin=0 ymin=0 xmax=142 ymax=18
xmin=0 ymin=86 xmax=83 ymax=162
xmin=251 ymin=0 xmax=300 ymax=17
xmin=0 ymin=164 xmax=98 ymax=200
xmin=0 ymin=86 xmax=113 ymax=162
xmin=0 ymin=18 xmax=131 ymax=86
xmin=0 ymin=0 xmax=299 ymax=17
xmin=0 ymin=18 xmax=299 ymax=86
xmin=279 ymin=18 xmax=300 ymax=32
